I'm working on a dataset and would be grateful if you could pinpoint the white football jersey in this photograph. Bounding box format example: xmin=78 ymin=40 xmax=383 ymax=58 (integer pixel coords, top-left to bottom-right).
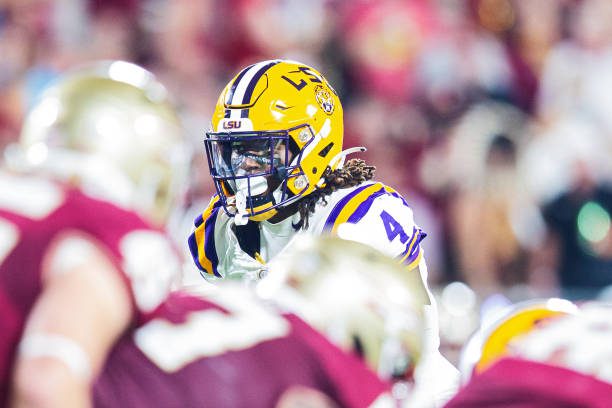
xmin=188 ymin=180 xmax=460 ymax=406
xmin=189 ymin=181 xmax=424 ymax=280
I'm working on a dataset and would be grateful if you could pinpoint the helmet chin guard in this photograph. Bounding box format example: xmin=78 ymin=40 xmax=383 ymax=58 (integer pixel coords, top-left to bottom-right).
xmin=205 ymin=127 xmax=311 ymax=222
xmin=233 ymin=176 xmax=277 ymax=224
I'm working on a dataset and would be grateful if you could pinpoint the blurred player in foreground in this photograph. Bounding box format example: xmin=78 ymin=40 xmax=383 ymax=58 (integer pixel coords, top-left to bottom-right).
xmin=0 ymin=60 xmax=189 ymax=406
xmin=446 ymin=299 xmax=612 ymax=407
xmin=95 ymin=236 xmax=427 ymax=407
xmin=188 ymin=58 xmax=459 ymax=405
xmin=261 ymin=235 xmax=441 ymax=407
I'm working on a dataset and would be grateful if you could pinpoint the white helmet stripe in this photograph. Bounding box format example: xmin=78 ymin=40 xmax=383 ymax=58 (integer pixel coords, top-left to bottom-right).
xmin=230 ymin=60 xmax=276 ymax=106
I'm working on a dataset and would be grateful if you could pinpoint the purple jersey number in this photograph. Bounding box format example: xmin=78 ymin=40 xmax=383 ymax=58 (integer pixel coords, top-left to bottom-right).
xmin=380 ymin=210 xmax=409 ymax=244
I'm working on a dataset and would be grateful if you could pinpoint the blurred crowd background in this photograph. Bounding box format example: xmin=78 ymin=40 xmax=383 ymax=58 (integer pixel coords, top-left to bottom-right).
xmin=3 ymin=0 xmax=612 ymax=364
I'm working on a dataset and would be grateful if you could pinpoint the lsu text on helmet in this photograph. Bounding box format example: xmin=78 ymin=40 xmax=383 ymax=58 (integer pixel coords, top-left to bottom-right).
xmin=204 ymin=59 xmax=344 ymax=223
xmin=458 ymin=297 xmax=580 ymax=380
xmin=16 ymin=60 xmax=190 ymax=227
xmin=257 ymin=235 xmax=428 ymax=383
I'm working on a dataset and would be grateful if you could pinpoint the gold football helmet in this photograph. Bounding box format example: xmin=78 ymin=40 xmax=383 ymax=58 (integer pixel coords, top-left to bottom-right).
xmin=510 ymin=301 xmax=612 ymax=383
xmin=17 ymin=60 xmax=190 ymax=227
xmin=204 ymin=59 xmax=344 ymax=223
xmin=258 ymin=236 xmax=428 ymax=381
xmin=459 ymin=298 xmax=579 ymax=379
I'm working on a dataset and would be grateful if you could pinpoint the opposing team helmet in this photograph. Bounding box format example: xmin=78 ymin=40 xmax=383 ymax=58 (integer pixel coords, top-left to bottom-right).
xmin=510 ymin=301 xmax=612 ymax=383
xmin=258 ymin=236 xmax=428 ymax=381
xmin=205 ymin=59 xmax=343 ymax=222
xmin=18 ymin=60 xmax=190 ymax=227
xmin=459 ymin=298 xmax=579 ymax=380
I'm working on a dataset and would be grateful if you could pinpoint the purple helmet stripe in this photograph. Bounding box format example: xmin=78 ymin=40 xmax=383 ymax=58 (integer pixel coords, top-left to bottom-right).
xmin=239 ymin=60 xmax=280 ymax=117
xmin=225 ymin=63 xmax=255 ymax=105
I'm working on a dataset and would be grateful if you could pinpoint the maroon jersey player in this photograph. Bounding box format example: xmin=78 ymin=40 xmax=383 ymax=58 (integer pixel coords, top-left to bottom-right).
xmin=1 ymin=172 xmax=389 ymax=408
xmin=0 ymin=171 xmax=179 ymax=406
xmin=3 ymin=59 xmax=189 ymax=406
xmin=94 ymin=288 xmax=392 ymax=408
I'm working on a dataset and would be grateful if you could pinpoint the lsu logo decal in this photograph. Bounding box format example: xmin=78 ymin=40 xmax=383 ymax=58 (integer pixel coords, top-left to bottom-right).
xmin=314 ymin=85 xmax=334 ymax=115
xmin=223 ymin=120 xmax=242 ymax=130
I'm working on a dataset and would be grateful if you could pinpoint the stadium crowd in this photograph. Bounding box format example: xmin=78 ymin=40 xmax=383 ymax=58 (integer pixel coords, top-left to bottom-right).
xmin=2 ymin=0 xmax=612 ymax=406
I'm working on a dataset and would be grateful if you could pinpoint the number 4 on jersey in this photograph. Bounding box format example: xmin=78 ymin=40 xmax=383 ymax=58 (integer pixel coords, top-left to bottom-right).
xmin=380 ymin=210 xmax=409 ymax=244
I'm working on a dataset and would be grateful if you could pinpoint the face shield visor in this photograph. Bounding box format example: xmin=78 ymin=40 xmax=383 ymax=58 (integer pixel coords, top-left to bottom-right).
xmin=204 ymin=128 xmax=310 ymax=221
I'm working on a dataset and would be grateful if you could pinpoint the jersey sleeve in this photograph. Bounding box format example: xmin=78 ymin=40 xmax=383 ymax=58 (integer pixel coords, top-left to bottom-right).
xmin=322 ymin=183 xmax=427 ymax=271
xmin=187 ymin=196 xmax=268 ymax=281
xmin=187 ymin=195 xmax=224 ymax=278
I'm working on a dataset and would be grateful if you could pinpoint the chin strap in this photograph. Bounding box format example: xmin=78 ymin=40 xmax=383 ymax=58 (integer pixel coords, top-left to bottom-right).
xmin=234 ymin=190 xmax=250 ymax=225
xmin=328 ymin=146 xmax=367 ymax=170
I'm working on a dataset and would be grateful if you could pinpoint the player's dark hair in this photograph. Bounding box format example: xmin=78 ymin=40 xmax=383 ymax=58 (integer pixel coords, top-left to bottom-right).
xmin=293 ymin=159 xmax=375 ymax=230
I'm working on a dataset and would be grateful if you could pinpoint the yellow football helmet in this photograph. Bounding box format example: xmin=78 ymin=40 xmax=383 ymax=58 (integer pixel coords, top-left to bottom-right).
xmin=510 ymin=301 xmax=612 ymax=383
xmin=459 ymin=298 xmax=579 ymax=379
xmin=17 ymin=60 xmax=190 ymax=227
xmin=204 ymin=59 xmax=344 ymax=222
xmin=258 ymin=235 xmax=428 ymax=381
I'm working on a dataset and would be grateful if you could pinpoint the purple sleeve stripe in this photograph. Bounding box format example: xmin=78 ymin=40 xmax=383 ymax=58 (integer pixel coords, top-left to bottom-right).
xmin=203 ymin=207 xmax=221 ymax=277
xmin=187 ymin=231 xmax=202 ymax=270
xmin=389 ymin=190 xmax=412 ymax=210
xmin=345 ymin=187 xmax=387 ymax=224
xmin=398 ymin=226 xmax=419 ymax=260
xmin=193 ymin=213 xmax=204 ymax=228
xmin=399 ymin=228 xmax=427 ymax=264
xmin=323 ymin=183 xmax=374 ymax=232
xmin=403 ymin=246 xmax=421 ymax=266
xmin=194 ymin=195 xmax=221 ymax=229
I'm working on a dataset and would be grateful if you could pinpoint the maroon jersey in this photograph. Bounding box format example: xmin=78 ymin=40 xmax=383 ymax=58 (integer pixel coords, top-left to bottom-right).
xmin=0 ymin=172 xmax=178 ymax=404
xmin=94 ymin=288 xmax=390 ymax=408
xmin=445 ymin=358 xmax=612 ymax=408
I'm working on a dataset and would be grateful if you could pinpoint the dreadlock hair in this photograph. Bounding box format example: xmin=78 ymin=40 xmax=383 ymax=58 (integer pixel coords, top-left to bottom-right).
xmin=292 ymin=158 xmax=376 ymax=230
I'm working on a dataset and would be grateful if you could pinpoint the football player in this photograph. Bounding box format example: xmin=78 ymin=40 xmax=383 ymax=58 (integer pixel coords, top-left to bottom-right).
xmin=1 ymin=60 xmax=188 ymax=406
xmin=457 ymin=297 xmax=580 ymax=379
xmin=94 ymin=283 xmax=390 ymax=407
xmin=94 ymin=236 xmax=426 ymax=407
xmin=447 ymin=301 xmax=612 ymax=407
xmin=188 ymin=59 xmax=460 ymax=405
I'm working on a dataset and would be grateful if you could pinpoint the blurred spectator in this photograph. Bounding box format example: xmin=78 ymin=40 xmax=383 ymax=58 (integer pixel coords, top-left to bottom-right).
xmin=469 ymin=0 xmax=569 ymax=112
xmin=0 ymin=13 xmax=35 ymax=151
xmin=449 ymin=132 xmax=529 ymax=295
xmin=537 ymin=0 xmax=612 ymax=132
xmin=340 ymin=0 xmax=437 ymax=103
xmin=523 ymin=118 xmax=612 ymax=300
xmin=421 ymin=101 xmax=537 ymax=296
